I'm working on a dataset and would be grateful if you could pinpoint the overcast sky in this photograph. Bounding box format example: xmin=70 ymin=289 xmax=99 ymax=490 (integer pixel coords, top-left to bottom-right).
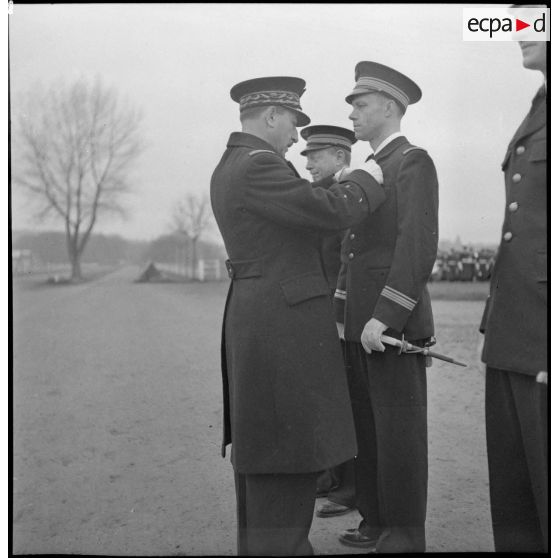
xmin=9 ymin=3 xmax=546 ymax=246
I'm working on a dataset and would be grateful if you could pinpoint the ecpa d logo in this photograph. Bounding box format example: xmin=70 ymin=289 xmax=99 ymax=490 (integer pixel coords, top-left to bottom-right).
xmin=463 ymin=7 xmax=549 ymax=41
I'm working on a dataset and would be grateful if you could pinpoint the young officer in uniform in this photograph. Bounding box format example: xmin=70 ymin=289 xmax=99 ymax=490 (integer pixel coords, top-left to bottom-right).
xmin=300 ymin=125 xmax=357 ymax=519
xmin=334 ymin=61 xmax=439 ymax=553
xmin=480 ymin=38 xmax=547 ymax=553
xmin=210 ymin=76 xmax=385 ymax=556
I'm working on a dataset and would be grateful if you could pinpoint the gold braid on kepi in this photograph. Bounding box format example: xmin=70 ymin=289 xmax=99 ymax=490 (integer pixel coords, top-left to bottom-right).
xmin=345 ymin=61 xmax=422 ymax=110
xmin=230 ymin=76 xmax=310 ymax=126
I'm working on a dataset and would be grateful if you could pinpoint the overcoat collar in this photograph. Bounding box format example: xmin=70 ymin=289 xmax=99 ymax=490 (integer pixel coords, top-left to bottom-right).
xmin=227 ymin=131 xmax=279 ymax=154
xmin=368 ymin=135 xmax=409 ymax=164
xmin=509 ymin=86 xmax=546 ymax=145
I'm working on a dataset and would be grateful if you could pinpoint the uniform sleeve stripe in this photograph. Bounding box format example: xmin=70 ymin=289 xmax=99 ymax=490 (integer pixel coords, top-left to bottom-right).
xmin=334 ymin=289 xmax=347 ymax=300
xmin=383 ymin=285 xmax=417 ymax=306
xmin=380 ymin=288 xmax=415 ymax=311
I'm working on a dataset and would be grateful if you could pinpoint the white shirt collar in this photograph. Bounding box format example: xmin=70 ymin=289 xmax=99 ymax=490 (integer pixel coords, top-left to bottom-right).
xmin=374 ymin=131 xmax=403 ymax=156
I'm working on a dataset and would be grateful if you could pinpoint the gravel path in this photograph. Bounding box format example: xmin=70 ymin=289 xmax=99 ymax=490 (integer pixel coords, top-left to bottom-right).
xmin=12 ymin=266 xmax=493 ymax=554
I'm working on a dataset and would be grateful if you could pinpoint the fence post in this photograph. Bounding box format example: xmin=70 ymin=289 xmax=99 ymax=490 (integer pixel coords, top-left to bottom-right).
xmin=198 ymin=259 xmax=205 ymax=281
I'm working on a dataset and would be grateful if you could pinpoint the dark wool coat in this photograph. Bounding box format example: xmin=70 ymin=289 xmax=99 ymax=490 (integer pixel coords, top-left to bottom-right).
xmin=210 ymin=132 xmax=386 ymax=474
xmin=480 ymin=87 xmax=547 ymax=376
xmin=335 ymin=136 xmax=439 ymax=342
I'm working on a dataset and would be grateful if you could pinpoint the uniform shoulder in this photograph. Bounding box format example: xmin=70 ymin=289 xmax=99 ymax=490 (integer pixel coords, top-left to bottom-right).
xmin=248 ymin=149 xmax=280 ymax=157
xmin=402 ymin=145 xmax=428 ymax=156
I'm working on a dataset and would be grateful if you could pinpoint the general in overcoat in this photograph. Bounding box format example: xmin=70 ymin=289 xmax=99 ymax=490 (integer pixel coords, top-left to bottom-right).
xmin=211 ymin=131 xmax=386 ymax=475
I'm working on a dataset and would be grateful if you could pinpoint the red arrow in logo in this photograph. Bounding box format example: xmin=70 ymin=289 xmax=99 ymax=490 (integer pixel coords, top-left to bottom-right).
xmin=516 ymin=18 xmax=531 ymax=32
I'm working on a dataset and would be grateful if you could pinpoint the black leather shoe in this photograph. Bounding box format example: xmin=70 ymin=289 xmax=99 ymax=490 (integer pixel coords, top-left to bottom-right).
xmin=338 ymin=528 xmax=379 ymax=549
xmin=316 ymin=500 xmax=354 ymax=518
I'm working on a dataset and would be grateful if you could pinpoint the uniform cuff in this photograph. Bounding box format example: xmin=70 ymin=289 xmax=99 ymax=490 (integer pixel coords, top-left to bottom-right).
xmin=334 ymin=293 xmax=346 ymax=324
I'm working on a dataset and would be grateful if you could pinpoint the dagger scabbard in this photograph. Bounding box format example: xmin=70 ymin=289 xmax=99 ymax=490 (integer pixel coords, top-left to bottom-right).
xmin=380 ymin=335 xmax=467 ymax=367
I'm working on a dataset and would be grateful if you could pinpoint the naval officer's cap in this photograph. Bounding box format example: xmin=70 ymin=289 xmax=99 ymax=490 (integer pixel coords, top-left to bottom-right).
xmin=300 ymin=125 xmax=356 ymax=156
xmin=230 ymin=76 xmax=311 ymax=126
xmin=345 ymin=61 xmax=422 ymax=111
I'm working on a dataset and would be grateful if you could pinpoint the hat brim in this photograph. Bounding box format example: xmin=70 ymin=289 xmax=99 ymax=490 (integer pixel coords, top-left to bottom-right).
xmin=289 ymin=108 xmax=310 ymax=127
xmin=345 ymin=87 xmax=379 ymax=104
xmin=301 ymin=143 xmax=351 ymax=157
xmin=300 ymin=145 xmax=329 ymax=156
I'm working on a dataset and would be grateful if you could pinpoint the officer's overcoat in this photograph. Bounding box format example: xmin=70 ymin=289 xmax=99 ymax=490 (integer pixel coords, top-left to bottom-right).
xmin=481 ymin=88 xmax=547 ymax=375
xmin=335 ymin=136 xmax=439 ymax=342
xmin=210 ymin=132 xmax=386 ymax=474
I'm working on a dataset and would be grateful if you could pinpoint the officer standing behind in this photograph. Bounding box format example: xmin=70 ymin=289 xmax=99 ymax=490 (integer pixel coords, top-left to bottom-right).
xmin=334 ymin=61 xmax=439 ymax=553
xmin=301 ymin=125 xmax=356 ymax=296
xmin=480 ymin=38 xmax=547 ymax=553
xmin=210 ymin=76 xmax=386 ymax=556
xmin=300 ymin=125 xmax=357 ymax=519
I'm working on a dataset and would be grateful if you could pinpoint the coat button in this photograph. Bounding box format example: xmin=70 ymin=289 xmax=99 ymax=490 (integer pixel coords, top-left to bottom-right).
xmin=516 ymin=145 xmax=525 ymax=155
xmin=512 ymin=173 xmax=522 ymax=183
xmin=348 ymin=252 xmax=354 ymax=260
xmin=349 ymin=233 xmax=355 ymax=240
xmin=509 ymin=202 xmax=519 ymax=212
xmin=503 ymin=231 xmax=513 ymax=241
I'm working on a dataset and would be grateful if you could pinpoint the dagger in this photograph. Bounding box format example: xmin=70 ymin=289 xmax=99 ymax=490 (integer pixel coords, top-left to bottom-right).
xmin=381 ymin=335 xmax=467 ymax=367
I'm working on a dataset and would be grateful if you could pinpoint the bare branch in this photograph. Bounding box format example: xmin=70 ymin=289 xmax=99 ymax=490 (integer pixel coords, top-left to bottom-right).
xmin=14 ymin=76 xmax=143 ymax=280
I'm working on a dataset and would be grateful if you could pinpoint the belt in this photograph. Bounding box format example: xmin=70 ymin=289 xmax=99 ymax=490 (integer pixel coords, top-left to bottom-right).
xmin=225 ymin=258 xmax=262 ymax=280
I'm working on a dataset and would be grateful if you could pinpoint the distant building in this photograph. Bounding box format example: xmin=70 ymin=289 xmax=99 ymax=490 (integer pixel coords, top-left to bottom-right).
xmin=12 ymin=249 xmax=33 ymax=274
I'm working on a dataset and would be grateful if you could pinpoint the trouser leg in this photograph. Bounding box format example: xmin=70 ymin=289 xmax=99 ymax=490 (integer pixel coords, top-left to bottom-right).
xmin=485 ymin=368 xmax=547 ymax=552
xmin=345 ymin=342 xmax=427 ymax=551
xmin=368 ymin=347 xmax=428 ymax=552
xmin=234 ymin=471 xmax=319 ymax=556
xmin=316 ymin=469 xmax=334 ymax=496
xmin=326 ymin=458 xmax=356 ymax=507
xmin=345 ymin=342 xmax=382 ymax=536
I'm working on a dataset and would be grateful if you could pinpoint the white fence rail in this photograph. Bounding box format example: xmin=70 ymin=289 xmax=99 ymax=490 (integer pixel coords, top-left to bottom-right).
xmin=155 ymin=259 xmax=226 ymax=281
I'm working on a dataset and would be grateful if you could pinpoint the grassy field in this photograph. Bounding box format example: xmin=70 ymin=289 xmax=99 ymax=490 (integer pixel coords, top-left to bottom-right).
xmin=428 ymin=280 xmax=489 ymax=301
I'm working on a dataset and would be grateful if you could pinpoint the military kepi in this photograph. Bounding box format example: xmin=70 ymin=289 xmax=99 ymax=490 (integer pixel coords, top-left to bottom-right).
xmin=346 ymin=61 xmax=422 ymax=110
xmin=300 ymin=125 xmax=356 ymax=156
xmin=231 ymin=76 xmax=311 ymax=126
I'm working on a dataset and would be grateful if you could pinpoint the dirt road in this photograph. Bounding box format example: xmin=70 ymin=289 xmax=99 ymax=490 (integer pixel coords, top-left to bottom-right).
xmin=12 ymin=266 xmax=493 ymax=554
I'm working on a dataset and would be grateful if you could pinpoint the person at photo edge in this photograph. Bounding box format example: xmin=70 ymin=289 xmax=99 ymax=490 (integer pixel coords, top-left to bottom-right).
xmin=300 ymin=124 xmax=357 ymax=519
xmin=479 ymin=32 xmax=547 ymax=552
xmin=210 ymin=76 xmax=386 ymax=555
xmin=335 ymin=61 xmax=439 ymax=553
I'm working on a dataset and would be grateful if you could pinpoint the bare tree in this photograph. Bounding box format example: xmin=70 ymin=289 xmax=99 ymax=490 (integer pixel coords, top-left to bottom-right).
xmin=171 ymin=193 xmax=213 ymax=279
xmin=14 ymin=77 xmax=143 ymax=281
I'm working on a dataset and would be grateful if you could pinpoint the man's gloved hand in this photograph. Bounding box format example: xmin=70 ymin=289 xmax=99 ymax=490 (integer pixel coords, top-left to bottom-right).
xmin=336 ymin=160 xmax=384 ymax=185
xmin=360 ymin=318 xmax=388 ymax=353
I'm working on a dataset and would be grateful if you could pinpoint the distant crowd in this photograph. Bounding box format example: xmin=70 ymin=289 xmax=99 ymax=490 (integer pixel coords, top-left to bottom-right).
xmin=430 ymin=248 xmax=496 ymax=282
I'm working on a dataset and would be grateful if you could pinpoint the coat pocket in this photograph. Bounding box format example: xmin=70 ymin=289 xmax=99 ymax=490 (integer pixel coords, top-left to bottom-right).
xmin=529 ymin=139 xmax=546 ymax=162
xmin=280 ymin=272 xmax=330 ymax=306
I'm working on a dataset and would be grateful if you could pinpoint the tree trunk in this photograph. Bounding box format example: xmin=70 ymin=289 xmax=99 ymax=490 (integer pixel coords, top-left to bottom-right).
xmin=66 ymin=236 xmax=83 ymax=282
xmin=70 ymin=252 xmax=83 ymax=281
xmin=191 ymin=237 xmax=198 ymax=280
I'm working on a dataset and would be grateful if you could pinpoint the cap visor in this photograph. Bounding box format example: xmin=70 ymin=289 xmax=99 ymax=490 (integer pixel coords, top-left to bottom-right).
xmin=300 ymin=145 xmax=329 ymax=156
xmin=345 ymin=87 xmax=377 ymax=104
xmin=291 ymin=108 xmax=311 ymax=127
